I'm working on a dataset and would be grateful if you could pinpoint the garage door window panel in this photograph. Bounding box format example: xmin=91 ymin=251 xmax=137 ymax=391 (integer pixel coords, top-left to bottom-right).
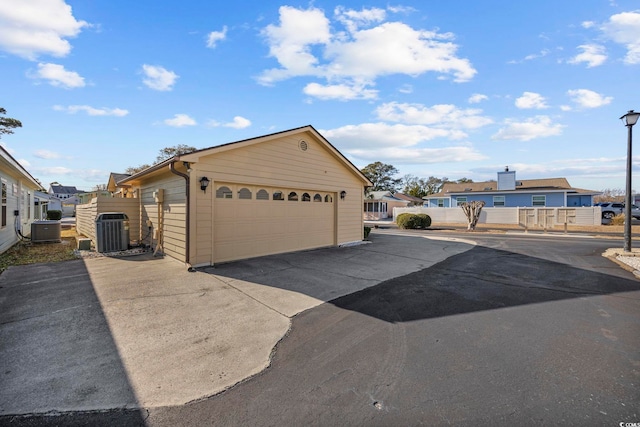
xmin=302 ymin=193 xmax=311 ymax=202
xmin=314 ymin=194 xmax=322 ymax=202
xmin=288 ymin=192 xmax=298 ymax=201
xmin=273 ymin=191 xmax=284 ymax=201
xmin=216 ymin=186 xmax=233 ymax=199
xmin=325 ymin=195 xmax=333 ymax=203
xmin=257 ymin=189 xmax=269 ymax=200
xmin=238 ymin=188 xmax=252 ymax=200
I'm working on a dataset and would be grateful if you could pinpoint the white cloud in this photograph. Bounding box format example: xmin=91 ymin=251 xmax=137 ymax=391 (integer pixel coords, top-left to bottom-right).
xmin=375 ymin=102 xmax=493 ymax=131
xmin=346 ymin=145 xmax=486 ymax=164
xmin=601 ymin=11 xmax=640 ymax=64
xmin=398 ymin=84 xmax=413 ymax=94
xmin=334 ymin=6 xmax=386 ymax=33
xmin=492 ymin=116 xmax=564 ymax=141
xmin=0 ymin=0 xmax=88 ymax=60
xmin=35 ymin=166 xmax=73 ymax=175
xmin=322 ymin=122 xmax=486 ymax=164
xmin=508 ymin=49 xmax=550 ymax=64
xmin=515 ymin=92 xmax=548 ymax=109
xmin=142 ymin=64 xmax=178 ymax=91
xmin=34 ymin=149 xmax=60 ymax=159
xmin=568 ymin=44 xmax=607 ymax=67
xmin=567 ymin=89 xmax=613 ymax=108
xmin=208 ymin=116 xmax=252 ymax=129
xmin=206 ymin=26 xmax=227 ymax=48
xmin=164 ymin=114 xmax=196 ymax=127
xmin=468 ymin=94 xmax=488 ymax=104
xmin=258 ymin=6 xmax=476 ymax=99
xmin=30 ymin=62 xmax=85 ymax=88
xmin=303 ymin=82 xmax=378 ymax=100
xmin=53 ymin=105 xmax=129 ymax=116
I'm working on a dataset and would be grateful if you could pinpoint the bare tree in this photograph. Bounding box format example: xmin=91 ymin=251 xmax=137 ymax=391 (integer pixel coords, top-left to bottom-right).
xmin=460 ymin=200 xmax=485 ymax=231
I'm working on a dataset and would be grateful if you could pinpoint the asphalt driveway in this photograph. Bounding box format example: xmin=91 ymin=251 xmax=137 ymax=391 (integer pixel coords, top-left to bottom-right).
xmin=0 ymin=233 xmax=472 ymax=416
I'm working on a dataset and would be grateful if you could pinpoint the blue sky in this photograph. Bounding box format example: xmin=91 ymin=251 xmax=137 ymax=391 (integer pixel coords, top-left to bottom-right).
xmin=1 ymin=0 xmax=639 ymax=192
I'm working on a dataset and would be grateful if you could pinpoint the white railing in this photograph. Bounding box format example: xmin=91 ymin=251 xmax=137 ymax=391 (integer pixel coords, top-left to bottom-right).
xmin=393 ymin=206 xmax=601 ymax=227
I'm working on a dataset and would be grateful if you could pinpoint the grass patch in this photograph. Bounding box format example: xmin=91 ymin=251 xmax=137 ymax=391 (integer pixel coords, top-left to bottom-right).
xmin=0 ymin=227 xmax=80 ymax=274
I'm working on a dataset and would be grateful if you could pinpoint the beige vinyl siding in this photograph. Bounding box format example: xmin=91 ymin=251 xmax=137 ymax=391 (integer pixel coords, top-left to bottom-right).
xmin=137 ymin=172 xmax=187 ymax=262
xmin=191 ymin=132 xmax=365 ymax=264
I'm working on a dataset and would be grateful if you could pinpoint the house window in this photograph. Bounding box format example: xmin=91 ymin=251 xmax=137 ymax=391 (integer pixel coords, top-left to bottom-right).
xmin=27 ymin=192 xmax=31 ymax=219
xmin=455 ymin=196 xmax=467 ymax=206
xmin=302 ymin=192 xmax=311 ymax=202
xmin=1 ymin=180 xmax=6 ymax=228
xmin=288 ymin=192 xmax=298 ymax=201
xmin=256 ymin=189 xmax=269 ymax=200
xmin=216 ymin=186 xmax=233 ymax=199
xmin=313 ymin=194 xmax=322 ymax=202
xmin=532 ymin=195 xmax=546 ymax=206
xmin=493 ymin=196 xmax=505 ymax=207
xmin=238 ymin=188 xmax=252 ymax=200
xmin=325 ymin=195 xmax=333 ymax=203
xmin=273 ymin=191 xmax=284 ymax=201
xmin=437 ymin=199 xmax=444 ymax=207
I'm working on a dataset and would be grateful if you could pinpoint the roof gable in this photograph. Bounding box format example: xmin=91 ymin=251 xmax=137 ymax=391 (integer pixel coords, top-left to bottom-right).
xmin=123 ymin=125 xmax=373 ymax=187
xmin=180 ymin=125 xmax=372 ymax=186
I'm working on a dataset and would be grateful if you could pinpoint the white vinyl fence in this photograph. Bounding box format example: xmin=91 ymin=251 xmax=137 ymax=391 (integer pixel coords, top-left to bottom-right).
xmin=393 ymin=206 xmax=601 ymax=228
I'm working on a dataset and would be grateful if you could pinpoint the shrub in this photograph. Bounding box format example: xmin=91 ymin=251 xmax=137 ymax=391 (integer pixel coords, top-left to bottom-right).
xmin=396 ymin=213 xmax=413 ymax=228
xmin=416 ymin=214 xmax=432 ymax=228
xmin=46 ymin=210 xmax=62 ymax=220
xmin=364 ymin=226 xmax=371 ymax=239
xmin=397 ymin=213 xmax=432 ymax=229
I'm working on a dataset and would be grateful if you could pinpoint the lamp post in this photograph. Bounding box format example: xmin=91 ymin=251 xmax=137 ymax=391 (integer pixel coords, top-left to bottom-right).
xmin=621 ymin=110 xmax=640 ymax=252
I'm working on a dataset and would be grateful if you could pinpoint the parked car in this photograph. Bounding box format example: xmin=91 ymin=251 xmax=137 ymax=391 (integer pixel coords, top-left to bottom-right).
xmin=599 ymin=202 xmax=640 ymax=220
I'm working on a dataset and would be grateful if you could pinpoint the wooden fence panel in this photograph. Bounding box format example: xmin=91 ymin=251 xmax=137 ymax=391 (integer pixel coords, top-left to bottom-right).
xmin=76 ymin=197 xmax=141 ymax=245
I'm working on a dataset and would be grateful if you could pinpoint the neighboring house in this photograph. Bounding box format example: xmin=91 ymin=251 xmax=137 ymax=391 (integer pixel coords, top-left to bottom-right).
xmin=107 ymin=172 xmax=133 ymax=197
xmin=33 ymin=191 xmax=63 ymax=220
xmin=48 ymin=183 xmax=78 ymax=199
xmin=1 ymin=145 xmax=41 ymax=254
xmin=364 ymin=191 xmax=422 ymax=220
xmin=49 ymin=184 xmax=83 ymax=216
xmin=115 ymin=125 xmax=373 ymax=266
xmin=424 ymin=168 xmax=599 ymax=208
xmin=393 ymin=192 xmax=425 ymax=206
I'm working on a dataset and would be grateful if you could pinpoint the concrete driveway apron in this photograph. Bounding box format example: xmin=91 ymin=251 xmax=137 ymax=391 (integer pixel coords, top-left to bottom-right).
xmin=0 ymin=233 xmax=472 ymax=415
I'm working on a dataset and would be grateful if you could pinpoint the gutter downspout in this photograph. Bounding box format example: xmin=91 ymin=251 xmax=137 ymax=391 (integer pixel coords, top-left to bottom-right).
xmin=170 ymin=161 xmax=191 ymax=269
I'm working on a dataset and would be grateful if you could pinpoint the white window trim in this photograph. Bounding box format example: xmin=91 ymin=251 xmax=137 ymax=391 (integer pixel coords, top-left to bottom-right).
xmin=532 ymin=195 xmax=546 ymax=206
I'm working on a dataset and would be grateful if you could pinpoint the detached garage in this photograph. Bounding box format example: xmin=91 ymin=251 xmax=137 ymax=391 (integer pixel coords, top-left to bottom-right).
xmin=117 ymin=125 xmax=372 ymax=267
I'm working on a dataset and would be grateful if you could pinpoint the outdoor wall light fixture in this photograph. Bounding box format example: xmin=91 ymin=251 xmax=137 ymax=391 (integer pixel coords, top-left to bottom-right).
xmin=340 ymin=190 xmax=346 ymax=200
xmin=199 ymin=176 xmax=210 ymax=193
xmin=621 ymin=110 xmax=640 ymax=252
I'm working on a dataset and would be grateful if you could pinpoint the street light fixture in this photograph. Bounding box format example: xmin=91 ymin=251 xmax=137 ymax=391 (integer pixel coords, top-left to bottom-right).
xmin=620 ymin=110 xmax=640 ymax=252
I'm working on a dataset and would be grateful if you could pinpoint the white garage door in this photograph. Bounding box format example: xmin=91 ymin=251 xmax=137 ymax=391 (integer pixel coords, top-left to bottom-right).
xmin=213 ymin=183 xmax=335 ymax=263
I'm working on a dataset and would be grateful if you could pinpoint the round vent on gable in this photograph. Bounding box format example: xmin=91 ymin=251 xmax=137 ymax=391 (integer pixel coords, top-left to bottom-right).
xmin=299 ymin=140 xmax=308 ymax=151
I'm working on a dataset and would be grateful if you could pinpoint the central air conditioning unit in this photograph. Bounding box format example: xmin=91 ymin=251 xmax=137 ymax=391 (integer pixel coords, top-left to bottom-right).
xmin=31 ymin=220 xmax=62 ymax=243
xmin=95 ymin=212 xmax=130 ymax=253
